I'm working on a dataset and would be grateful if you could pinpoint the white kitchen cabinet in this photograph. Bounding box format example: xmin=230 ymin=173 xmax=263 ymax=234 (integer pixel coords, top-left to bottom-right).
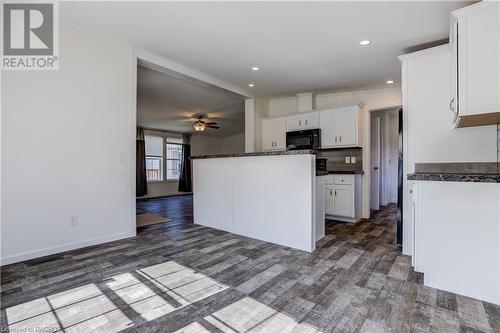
xmin=450 ymin=1 xmax=500 ymax=128
xmin=319 ymin=105 xmax=362 ymax=148
xmin=332 ymin=185 xmax=353 ymax=218
xmin=324 ymin=174 xmax=362 ymax=223
xmin=324 ymin=185 xmax=334 ymax=215
xmin=286 ymin=112 xmax=320 ymax=131
xmin=262 ymin=117 xmax=286 ymax=151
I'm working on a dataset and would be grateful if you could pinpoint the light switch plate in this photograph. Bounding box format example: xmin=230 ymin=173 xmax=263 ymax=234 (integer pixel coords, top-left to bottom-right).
xmin=351 ymin=156 xmax=356 ymax=164
xmin=345 ymin=157 xmax=351 ymax=164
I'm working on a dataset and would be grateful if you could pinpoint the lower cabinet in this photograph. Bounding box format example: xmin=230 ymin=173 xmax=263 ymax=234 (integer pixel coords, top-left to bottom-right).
xmin=324 ymin=185 xmax=334 ymax=215
xmin=332 ymin=185 xmax=354 ymax=217
xmin=324 ymin=174 xmax=361 ymax=223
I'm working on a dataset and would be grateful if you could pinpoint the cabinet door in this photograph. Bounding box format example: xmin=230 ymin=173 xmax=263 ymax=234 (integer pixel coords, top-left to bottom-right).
xmin=286 ymin=115 xmax=303 ymax=131
xmin=262 ymin=119 xmax=275 ymax=151
xmin=319 ymin=109 xmax=338 ymax=148
xmin=338 ymin=107 xmax=357 ymax=146
xmin=273 ymin=118 xmax=287 ymax=150
xmin=303 ymin=112 xmax=320 ymax=129
xmin=333 ymin=185 xmax=354 ymax=218
xmin=324 ymin=185 xmax=334 ymax=215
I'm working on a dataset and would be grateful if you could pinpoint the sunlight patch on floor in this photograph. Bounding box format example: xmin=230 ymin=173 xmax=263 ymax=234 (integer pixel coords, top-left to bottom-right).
xmin=202 ymin=297 xmax=322 ymax=333
xmin=6 ymin=261 xmax=229 ymax=333
xmin=6 ymin=284 xmax=132 ymax=333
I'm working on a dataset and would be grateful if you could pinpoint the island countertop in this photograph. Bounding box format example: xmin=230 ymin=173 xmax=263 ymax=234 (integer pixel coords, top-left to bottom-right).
xmin=191 ymin=149 xmax=317 ymax=159
xmin=407 ymin=173 xmax=500 ymax=183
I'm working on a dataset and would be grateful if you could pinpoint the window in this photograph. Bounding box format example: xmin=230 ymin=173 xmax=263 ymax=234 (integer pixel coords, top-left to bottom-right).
xmin=166 ymin=138 xmax=183 ymax=181
xmin=145 ymin=135 xmax=164 ymax=181
xmin=144 ymin=135 xmax=184 ymax=182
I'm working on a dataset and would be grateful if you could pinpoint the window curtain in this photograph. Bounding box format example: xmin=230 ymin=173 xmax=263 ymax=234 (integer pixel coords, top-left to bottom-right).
xmin=178 ymin=133 xmax=192 ymax=192
xmin=136 ymin=127 xmax=147 ymax=197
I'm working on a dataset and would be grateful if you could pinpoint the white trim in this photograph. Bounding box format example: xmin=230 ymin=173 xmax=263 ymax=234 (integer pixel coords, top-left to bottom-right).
xmin=0 ymin=231 xmax=136 ymax=266
xmin=135 ymin=48 xmax=253 ymax=98
xmin=398 ymin=44 xmax=449 ymax=62
xmin=129 ymin=49 xmax=138 ymax=237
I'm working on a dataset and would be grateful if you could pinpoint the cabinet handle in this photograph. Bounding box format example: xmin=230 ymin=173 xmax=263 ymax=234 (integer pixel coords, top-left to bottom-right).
xmin=449 ymin=98 xmax=455 ymax=113
xmin=305 ymin=119 xmax=308 ymax=126
xmin=299 ymin=120 xmax=302 ymax=127
xmin=330 ymin=189 xmax=332 ymax=196
xmin=339 ymin=136 xmax=342 ymax=142
xmin=335 ymin=189 xmax=337 ymax=196
xmin=335 ymin=136 xmax=337 ymax=143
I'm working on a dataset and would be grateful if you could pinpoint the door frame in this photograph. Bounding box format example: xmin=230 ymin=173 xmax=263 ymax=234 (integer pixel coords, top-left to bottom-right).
xmin=370 ymin=115 xmax=381 ymax=211
xmin=364 ymin=104 xmax=402 ymax=218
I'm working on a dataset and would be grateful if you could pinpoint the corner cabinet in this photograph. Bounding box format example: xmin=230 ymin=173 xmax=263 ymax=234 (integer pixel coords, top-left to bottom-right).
xmin=319 ymin=105 xmax=362 ymax=148
xmin=262 ymin=117 xmax=286 ymax=151
xmin=450 ymin=1 xmax=500 ymax=128
xmin=324 ymin=174 xmax=361 ymax=223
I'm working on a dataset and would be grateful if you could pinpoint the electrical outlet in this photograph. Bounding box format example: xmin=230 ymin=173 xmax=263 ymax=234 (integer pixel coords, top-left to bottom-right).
xmin=70 ymin=216 xmax=78 ymax=227
xmin=351 ymin=156 xmax=356 ymax=164
xmin=345 ymin=156 xmax=351 ymax=164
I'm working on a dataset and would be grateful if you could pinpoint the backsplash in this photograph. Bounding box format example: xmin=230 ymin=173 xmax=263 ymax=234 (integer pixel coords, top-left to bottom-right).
xmin=317 ymin=148 xmax=363 ymax=171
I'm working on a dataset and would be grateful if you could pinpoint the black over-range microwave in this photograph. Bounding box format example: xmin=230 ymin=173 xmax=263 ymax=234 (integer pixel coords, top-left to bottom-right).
xmin=286 ymin=129 xmax=321 ymax=150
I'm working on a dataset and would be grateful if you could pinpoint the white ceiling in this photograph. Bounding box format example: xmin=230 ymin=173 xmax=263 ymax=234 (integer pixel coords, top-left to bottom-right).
xmin=61 ymin=1 xmax=471 ymax=97
xmin=137 ymin=65 xmax=245 ymax=137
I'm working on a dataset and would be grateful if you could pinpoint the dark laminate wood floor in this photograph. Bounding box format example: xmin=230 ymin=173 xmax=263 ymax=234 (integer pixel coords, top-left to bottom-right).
xmin=1 ymin=195 xmax=499 ymax=333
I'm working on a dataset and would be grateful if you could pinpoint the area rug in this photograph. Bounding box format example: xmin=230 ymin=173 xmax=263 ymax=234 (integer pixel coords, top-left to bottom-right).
xmin=136 ymin=214 xmax=172 ymax=227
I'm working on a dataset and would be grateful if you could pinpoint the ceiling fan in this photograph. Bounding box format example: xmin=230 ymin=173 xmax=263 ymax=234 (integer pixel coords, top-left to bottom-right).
xmin=188 ymin=114 xmax=220 ymax=132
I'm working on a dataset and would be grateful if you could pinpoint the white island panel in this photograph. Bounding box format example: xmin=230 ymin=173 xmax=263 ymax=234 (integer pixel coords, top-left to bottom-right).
xmin=193 ymin=153 xmax=316 ymax=252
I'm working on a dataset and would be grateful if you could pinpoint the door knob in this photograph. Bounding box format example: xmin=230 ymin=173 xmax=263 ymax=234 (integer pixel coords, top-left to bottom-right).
xmin=373 ymin=166 xmax=379 ymax=170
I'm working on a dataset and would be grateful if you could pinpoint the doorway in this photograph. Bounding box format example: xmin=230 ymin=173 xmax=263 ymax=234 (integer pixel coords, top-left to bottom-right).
xmin=370 ymin=109 xmax=400 ymax=213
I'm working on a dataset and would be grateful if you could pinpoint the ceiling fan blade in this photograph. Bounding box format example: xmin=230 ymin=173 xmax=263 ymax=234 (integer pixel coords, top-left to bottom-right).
xmin=207 ymin=125 xmax=220 ymax=129
xmin=204 ymin=122 xmax=218 ymax=125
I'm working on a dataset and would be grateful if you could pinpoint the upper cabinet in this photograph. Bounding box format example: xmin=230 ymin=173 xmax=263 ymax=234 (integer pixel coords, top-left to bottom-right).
xmin=286 ymin=112 xmax=320 ymax=131
xmin=262 ymin=117 xmax=286 ymax=151
xmin=262 ymin=104 xmax=361 ymax=151
xmin=450 ymin=1 xmax=500 ymax=128
xmin=319 ymin=105 xmax=362 ymax=148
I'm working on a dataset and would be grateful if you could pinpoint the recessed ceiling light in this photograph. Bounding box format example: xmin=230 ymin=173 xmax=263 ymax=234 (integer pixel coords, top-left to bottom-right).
xmin=386 ymin=80 xmax=395 ymax=84
xmin=248 ymin=83 xmax=254 ymax=87
xmin=252 ymin=66 xmax=259 ymax=71
xmin=359 ymin=40 xmax=371 ymax=46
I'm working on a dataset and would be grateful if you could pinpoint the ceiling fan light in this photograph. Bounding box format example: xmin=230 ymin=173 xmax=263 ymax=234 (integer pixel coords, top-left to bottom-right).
xmin=193 ymin=121 xmax=206 ymax=132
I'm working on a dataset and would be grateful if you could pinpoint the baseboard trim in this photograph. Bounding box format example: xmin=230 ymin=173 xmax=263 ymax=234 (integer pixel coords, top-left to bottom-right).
xmin=0 ymin=231 xmax=136 ymax=266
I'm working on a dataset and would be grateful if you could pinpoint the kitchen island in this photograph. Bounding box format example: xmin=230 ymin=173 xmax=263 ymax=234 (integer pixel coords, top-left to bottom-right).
xmin=191 ymin=150 xmax=323 ymax=252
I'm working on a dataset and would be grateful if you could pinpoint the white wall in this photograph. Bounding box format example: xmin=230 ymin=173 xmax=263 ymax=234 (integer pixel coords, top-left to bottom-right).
xmin=1 ymin=21 xmax=136 ymax=265
xmin=260 ymin=88 xmax=402 ymax=218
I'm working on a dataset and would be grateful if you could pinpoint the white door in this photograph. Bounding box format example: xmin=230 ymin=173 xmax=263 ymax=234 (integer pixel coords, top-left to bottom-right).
xmin=320 ymin=109 xmax=338 ymax=148
xmin=324 ymin=185 xmax=334 ymax=215
xmin=333 ymin=185 xmax=354 ymax=217
xmin=286 ymin=115 xmax=302 ymax=131
xmin=273 ymin=118 xmax=287 ymax=150
xmin=338 ymin=107 xmax=356 ymax=146
xmin=262 ymin=119 xmax=274 ymax=151
xmin=370 ymin=116 xmax=381 ymax=210
xmin=304 ymin=112 xmax=320 ymax=129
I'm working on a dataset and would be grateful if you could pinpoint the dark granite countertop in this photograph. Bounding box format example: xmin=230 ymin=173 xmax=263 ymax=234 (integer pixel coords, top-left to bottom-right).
xmin=317 ymin=170 xmax=364 ymax=176
xmin=191 ymin=149 xmax=317 ymax=159
xmin=407 ymin=173 xmax=500 ymax=183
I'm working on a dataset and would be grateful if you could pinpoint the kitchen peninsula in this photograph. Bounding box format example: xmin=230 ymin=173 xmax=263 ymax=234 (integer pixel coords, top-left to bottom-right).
xmin=191 ymin=150 xmax=323 ymax=252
